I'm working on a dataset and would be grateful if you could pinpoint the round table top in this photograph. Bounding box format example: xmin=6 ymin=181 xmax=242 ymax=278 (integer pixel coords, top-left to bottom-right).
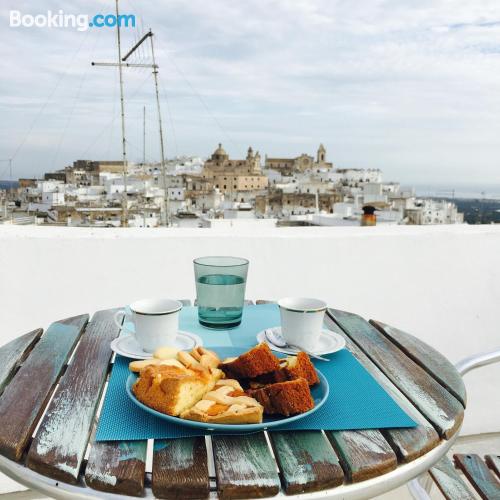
xmin=0 ymin=301 xmax=465 ymax=499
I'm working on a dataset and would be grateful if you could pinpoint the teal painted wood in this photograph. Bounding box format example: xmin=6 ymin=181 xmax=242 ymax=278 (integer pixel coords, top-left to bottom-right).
xmin=328 ymin=308 xmax=463 ymax=439
xmin=269 ymin=431 xmax=344 ymax=494
xmin=0 ymin=328 xmax=42 ymax=395
xmin=485 ymin=454 xmax=500 ymax=479
xmin=324 ymin=315 xmax=440 ymax=463
xmin=0 ymin=315 xmax=88 ymax=462
xmin=85 ymin=441 xmax=147 ymax=496
xmin=370 ymin=320 xmax=467 ymax=407
xmin=212 ymin=433 xmax=280 ymax=499
xmin=454 ymin=454 xmax=500 ymax=500
xmin=27 ymin=309 xmax=121 ymax=484
xmin=152 ymin=437 xmax=210 ymax=499
xmin=328 ymin=430 xmax=397 ymax=482
xmin=429 ymin=456 xmax=476 ymax=500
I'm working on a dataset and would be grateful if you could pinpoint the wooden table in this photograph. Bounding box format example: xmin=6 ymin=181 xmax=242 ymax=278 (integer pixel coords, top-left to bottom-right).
xmin=0 ymin=302 xmax=466 ymax=499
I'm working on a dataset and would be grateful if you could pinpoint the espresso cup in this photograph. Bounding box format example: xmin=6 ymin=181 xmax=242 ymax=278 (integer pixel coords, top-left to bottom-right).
xmin=278 ymin=297 xmax=327 ymax=351
xmin=114 ymin=298 xmax=183 ymax=353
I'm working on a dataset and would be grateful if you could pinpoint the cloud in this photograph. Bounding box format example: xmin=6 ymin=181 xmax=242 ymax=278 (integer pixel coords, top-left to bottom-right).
xmin=0 ymin=0 xmax=499 ymax=186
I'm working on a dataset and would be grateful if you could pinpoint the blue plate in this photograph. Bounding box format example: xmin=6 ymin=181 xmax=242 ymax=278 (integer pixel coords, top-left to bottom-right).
xmin=125 ymin=348 xmax=329 ymax=432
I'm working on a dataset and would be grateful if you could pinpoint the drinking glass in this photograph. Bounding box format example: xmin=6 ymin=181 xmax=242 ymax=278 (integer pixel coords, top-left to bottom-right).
xmin=194 ymin=256 xmax=249 ymax=328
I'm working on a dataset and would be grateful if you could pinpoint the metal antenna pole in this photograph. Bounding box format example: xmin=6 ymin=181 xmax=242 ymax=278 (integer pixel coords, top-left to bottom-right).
xmin=143 ymin=106 xmax=146 ymax=165
xmin=93 ymin=28 xmax=167 ymax=226
xmin=115 ymin=0 xmax=128 ymax=227
xmin=149 ymin=32 xmax=169 ymax=226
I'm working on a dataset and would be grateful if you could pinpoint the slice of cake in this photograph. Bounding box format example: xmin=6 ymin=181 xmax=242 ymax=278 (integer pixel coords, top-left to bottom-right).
xmin=132 ymin=362 xmax=222 ymax=416
xmin=219 ymin=343 xmax=280 ymax=379
xmin=282 ymin=352 xmax=320 ymax=386
xmin=247 ymin=378 xmax=314 ymax=416
xmin=248 ymin=352 xmax=320 ymax=387
xmin=181 ymin=379 xmax=263 ymax=424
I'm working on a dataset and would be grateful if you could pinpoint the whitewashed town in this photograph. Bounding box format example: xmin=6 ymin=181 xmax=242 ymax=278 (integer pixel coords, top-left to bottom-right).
xmin=0 ymin=143 xmax=463 ymax=228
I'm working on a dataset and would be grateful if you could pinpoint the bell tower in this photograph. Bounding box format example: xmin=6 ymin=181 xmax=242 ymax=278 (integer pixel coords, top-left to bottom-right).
xmin=317 ymin=144 xmax=326 ymax=164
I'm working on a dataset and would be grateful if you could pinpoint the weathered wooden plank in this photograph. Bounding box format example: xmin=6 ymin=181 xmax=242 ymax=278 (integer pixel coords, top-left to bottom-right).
xmin=429 ymin=456 xmax=476 ymax=500
xmin=454 ymin=454 xmax=500 ymax=500
xmin=370 ymin=320 xmax=467 ymax=407
xmin=323 ymin=315 xmax=440 ymax=463
xmin=485 ymin=454 xmax=500 ymax=479
xmin=269 ymin=431 xmax=344 ymax=494
xmin=212 ymin=433 xmax=280 ymax=499
xmin=27 ymin=309 xmax=120 ymax=483
xmin=0 ymin=328 xmax=43 ymax=394
xmin=327 ymin=430 xmax=397 ymax=482
xmin=0 ymin=315 xmax=88 ymax=462
xmin=152 ymin=437 xmax=210 ymax=499
xmin=328 ymin=309 xmax=463 ymax=439
xmin=149 ymin=299 xmax=209 ymax=499
xmin=85 ymin=441 xmax=147 ymax=496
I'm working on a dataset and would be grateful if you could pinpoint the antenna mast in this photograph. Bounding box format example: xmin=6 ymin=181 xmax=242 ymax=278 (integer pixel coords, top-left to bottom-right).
xmin=115 ymin=0 xmax=128 ymax=227
xmin=149 ymin=33 xmax=169 ymax=226
xmin=92 ymin=24 xmax=169 ymax=226
xmin=143 ymin=106 xmax=146 ymax=165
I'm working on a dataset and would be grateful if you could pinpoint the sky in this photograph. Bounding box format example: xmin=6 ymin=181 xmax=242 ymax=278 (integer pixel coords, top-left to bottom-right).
xmin=0 ymin=0 xmax=499 ymax=188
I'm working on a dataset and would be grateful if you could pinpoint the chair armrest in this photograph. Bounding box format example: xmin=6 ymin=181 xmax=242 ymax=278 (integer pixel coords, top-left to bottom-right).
xmin=455 ymin=347 xmax=500 ymax=376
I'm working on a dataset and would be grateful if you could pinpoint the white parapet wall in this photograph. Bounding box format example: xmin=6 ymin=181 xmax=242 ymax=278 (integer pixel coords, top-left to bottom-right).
xmin=0 ymin=224 xmax=499 ymax=438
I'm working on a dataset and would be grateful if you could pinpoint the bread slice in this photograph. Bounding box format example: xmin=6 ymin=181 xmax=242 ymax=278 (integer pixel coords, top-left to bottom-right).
xmin=247 ymin=378 xmax=314 ymax=416
xmin=181 ymin=380 xmax=263 ymax=424
xmin=219 ymin=343 xmax=280 ymax=379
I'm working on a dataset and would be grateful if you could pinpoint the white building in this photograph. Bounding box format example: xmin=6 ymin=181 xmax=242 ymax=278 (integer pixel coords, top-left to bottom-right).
xmin=407 ymin=199 xmax=464 ymax=225
xmin=41 ymin=191 xmax=65 ymax=206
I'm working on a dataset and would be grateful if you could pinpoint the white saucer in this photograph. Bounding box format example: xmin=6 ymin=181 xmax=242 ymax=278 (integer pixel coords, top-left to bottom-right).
xmin=257 ymin=327 xmax=346 ymax=356
xmin=110 ymin=331 xmax=203 ymax=360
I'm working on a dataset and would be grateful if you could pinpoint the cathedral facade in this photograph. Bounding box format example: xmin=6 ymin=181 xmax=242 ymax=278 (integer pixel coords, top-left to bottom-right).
xmin=202 ymin=144 xmax=268 ymax=197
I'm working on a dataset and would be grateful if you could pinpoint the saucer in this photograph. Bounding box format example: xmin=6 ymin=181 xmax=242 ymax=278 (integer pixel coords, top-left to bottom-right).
xmin=256 ymin=327 xmax=346 ymax=356
xmin=110 ymin=331 xmax=203 ymax=360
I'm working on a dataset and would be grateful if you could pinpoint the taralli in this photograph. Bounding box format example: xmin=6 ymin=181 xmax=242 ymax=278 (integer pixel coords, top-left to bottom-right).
xmin=153 ymin=346 xmax=179 ymax=360
xmin=129 ymin=358 xmax=184 ymax=373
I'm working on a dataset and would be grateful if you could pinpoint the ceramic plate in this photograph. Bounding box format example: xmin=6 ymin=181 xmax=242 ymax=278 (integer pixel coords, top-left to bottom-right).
xmin=111 ymin=331 xmax=202 ymax=360
xmin=125 ymin=349 xmax=329 ymax=432
xmin=257 ymin=326 xmax=346 ymax=355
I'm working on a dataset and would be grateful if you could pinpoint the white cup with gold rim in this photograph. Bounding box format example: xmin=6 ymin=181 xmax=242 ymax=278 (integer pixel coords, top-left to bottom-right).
xmin=278 ymin=297 xmax=327 ymax=351
xmin=114 ymin=298 xmax=183 ymax=353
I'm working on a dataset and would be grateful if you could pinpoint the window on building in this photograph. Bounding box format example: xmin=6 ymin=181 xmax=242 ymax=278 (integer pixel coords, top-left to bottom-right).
xmin=223 ymin=185 xmax=227 ymax=189
xmin=234 ymin=185 xmax=237 ymax=189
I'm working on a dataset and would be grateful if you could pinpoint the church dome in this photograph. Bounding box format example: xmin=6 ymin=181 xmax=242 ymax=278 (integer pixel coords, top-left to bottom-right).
xmin=213 ymin=143 xmax=227 ymax=157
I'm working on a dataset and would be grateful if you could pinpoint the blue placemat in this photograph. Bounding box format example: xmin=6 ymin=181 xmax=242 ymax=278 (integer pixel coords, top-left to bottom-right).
xmin=96 ymin=304 xmax=416 ymax=441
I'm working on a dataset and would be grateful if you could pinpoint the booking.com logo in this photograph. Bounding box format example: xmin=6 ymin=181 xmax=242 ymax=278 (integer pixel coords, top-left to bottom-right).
xmin=9 ymin=10 xmax=136 ymax=31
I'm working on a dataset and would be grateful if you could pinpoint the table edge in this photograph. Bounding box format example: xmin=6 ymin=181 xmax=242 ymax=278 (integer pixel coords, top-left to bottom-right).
xmin=0 ymin=426 xmax=461 ymax=500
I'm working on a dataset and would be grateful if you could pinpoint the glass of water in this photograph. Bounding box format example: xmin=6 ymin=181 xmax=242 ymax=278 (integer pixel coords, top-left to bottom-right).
xmin=194 ymin=256 xmax=249 ymax=329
